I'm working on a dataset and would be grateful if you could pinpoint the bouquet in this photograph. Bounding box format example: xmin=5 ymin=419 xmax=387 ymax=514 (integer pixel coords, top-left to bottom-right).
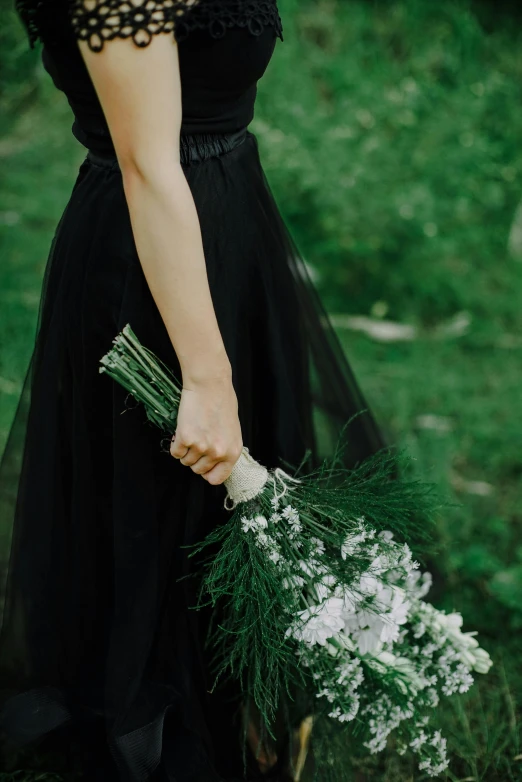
xmin=100 ymin=324 xmax=492 ymax=778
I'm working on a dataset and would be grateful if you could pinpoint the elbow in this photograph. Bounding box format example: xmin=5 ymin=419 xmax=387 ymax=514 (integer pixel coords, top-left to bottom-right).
xmin=118 ymin=144 xmax=181 ymax=189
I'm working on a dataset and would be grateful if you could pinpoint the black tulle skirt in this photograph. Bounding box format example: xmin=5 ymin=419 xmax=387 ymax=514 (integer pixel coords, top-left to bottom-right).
xmin=0 ymin=128 xmax=385 ymax=781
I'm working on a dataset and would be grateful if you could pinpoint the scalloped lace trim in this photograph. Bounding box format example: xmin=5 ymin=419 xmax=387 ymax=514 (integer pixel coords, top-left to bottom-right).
xmin=16 ymin=0 xmax=283 ymax=51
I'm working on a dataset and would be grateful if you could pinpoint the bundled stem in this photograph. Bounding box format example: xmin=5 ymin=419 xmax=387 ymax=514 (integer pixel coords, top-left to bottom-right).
xmin=99 ymin=323 xmax=182 ymax=432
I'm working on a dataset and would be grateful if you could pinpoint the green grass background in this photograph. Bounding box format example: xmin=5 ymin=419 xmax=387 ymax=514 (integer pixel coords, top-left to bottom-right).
xmin=1 ymin=0 xmax=521 ymax=779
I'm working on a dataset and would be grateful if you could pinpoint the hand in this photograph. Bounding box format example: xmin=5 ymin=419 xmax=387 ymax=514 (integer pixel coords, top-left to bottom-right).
xmin=170 ymin=369 xmax=243 ymax=486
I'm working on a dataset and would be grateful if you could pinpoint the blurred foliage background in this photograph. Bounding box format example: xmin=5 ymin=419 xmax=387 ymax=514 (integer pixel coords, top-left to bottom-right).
xmin=1 ymin=0 xmax=522 ymax=779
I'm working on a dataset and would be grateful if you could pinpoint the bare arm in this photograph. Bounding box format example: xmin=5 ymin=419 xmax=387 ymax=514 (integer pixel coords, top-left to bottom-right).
xmin=78 ymin=34 xmax=242 ymax=484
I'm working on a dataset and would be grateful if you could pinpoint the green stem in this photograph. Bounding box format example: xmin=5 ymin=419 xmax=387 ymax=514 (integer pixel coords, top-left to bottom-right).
xmin=104 ymin=353 xmax=177 ymax=423
xmin=122 ymin=326 xmax=182 ymax=395
xmin=299 ymin=513 xmax=333 ymax=536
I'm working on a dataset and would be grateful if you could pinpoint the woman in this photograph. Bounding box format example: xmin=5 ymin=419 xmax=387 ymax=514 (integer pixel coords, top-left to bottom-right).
xmin=0 ymin=1 xmax=386 ymax=779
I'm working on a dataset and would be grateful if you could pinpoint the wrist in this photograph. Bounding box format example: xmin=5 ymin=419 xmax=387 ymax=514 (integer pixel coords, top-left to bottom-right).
xmin=180 ymin=349 xmax=232 ymax=387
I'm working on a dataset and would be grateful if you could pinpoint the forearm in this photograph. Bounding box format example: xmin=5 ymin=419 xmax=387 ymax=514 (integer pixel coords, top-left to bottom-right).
xmin=122 ymin=160 xmax=230 ymax=383
xmin=76 ymin=34 xmax=242 ymax=483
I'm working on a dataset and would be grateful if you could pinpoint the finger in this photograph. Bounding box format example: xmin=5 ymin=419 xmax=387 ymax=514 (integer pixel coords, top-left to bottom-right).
xmin=179 ymin=445 xmax=206 ymax=467
xmin=189 ymin=454 xmax=219 ymax=476
xmin=170 ymin=432 xmax=191 ymax=459
xmin=202 ymin=461 xmax=233 ymax=486
xmin=170 ymin=440 xmax=190 ymax=459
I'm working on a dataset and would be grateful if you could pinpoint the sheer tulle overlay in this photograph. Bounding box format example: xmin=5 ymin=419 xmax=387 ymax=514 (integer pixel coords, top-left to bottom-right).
xmin=0 ymin=129 xmax=385 ymax=780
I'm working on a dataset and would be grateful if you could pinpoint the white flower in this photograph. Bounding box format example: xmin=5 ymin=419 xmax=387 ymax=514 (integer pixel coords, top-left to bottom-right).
xmin=317 ymin=687 xmax=336 ymax=703
xmin=341 ymin=532 xmax=366 ymax=559
xmin=405 ymin=570 xmax=432 ymax=598
xmin=358 ymin=572 xmax=382 ymax=596
xmin=459 ymin=648 xmax=479 ymax=669
xmin=426 ymin=687 xmax=440 ymax=707
xmin=241 ymin=516 xmax=257 ymax=533
xmin=343 ymin=612 xmax=361 ymax=634
xmin=336 ymin=631 xmax=356 ymax=653
xmin=282 ymin=573 xmax=305 ymax=592
xmin=335 ymin=585 xmax=359 ymax=614
xmin=281 ymin=504 xmax=302 ymax=535
xmin=314 ymin=575 xmax=337 ymax=602
xmin=318 ymin=595 xmax=345 ymax=621
xmin=325 ymin=641 xmax=339 ymax=658
xmin=344 ymin=606 xmax=386 ymax=654
xmin=367 ymin=553 xmax=392 ymax=576
xmin=378 ymin=587 xmax=411 ymax=641
xmin=254 ymin=514 xmax=269 ymax=529
xmin=399 ymin=543 xmax=413 ymax=567
xmin=417 ymin=730 xmax=448 ymax=776
xmin=415 ymin=604 xmax=492 ymax=674
xmin=394 ymin=658 xmax=425 ymax=694
xmin=362 ymin=694 xmax=414 ymax=754
xmin=241 ymin=514 xmax=271 ymax=535
xmin=281 ymin=504 xmax=299 ymax=522
xmin=310 ymin=536 xmax=325 ymax=555
xmin=438 ymin=612 xmax=463 ymax=630
xmin=410 ymin=730 xmax=427 ymax=751
xmin=375 ymin=650 xmax=396 ymax=667
xmin=340 ymin=580 xmax=410 ymax=654
xmin=257 ymin=532 xmax=269 ymax=548
xmin=357 ymin=624 xmax=384 ymax=655
xmin=290 ymin=597 xmax=345 ymax=647
xmin=413 ymin=621 xmax=427 ymax=639
xmin=269 ymin=512 xmax=281 ymax=524
xmin=299 ymin=558 xmax=327 ymax=578
xmin=378 ymin=530 xmax=394 ymax=542
xmin=469 ymin=646 xmax=493 ymax=674
xmin=383 ymin=596 xmax=410 ymax=628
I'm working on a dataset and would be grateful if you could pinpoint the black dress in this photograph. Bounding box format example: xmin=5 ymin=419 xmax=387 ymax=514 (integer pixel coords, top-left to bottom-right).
xmin=0 ymin=1 xmax=386 ymax=780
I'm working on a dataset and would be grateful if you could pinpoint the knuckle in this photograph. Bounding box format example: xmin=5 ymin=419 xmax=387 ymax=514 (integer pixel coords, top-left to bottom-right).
xmin=211 ymin=444 xmax=226 ymax=460
xmin=210 ymin=440 xmax=242 ymax=463
xmin=206 ymin=466 xmax=225 ymax=485
xmin=170 ymin=434 xmax=189 ymax=457
xmin=225 ymin=445 xmax=242 ymax=465
xmin=205 ymin=444 xmax=217 ymax=459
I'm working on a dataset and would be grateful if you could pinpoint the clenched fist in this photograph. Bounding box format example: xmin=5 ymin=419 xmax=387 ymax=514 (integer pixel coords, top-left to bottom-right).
xmin=170 ymin=370 xmax=243 ymax=486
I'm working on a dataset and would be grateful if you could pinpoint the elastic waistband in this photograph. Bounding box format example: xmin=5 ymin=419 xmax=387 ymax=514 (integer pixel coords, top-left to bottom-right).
xmin=86 ymin=127 xmax=249 ymax=170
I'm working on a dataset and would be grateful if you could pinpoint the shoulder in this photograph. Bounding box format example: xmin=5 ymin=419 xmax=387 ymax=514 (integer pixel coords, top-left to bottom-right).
xmin=15 ymin=0 xmax=284 ymax=52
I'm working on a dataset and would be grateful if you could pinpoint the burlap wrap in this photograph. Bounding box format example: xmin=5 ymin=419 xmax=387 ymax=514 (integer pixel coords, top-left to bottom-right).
xmin=223 ymin=446 xmax=269 ymax=509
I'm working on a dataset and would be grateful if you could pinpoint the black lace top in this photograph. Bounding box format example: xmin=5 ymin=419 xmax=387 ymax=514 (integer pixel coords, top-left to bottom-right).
xmin=16 ymin=0 xmax=283 ymax=51
xmin=15 ymin=0 xmax=284 ymax=150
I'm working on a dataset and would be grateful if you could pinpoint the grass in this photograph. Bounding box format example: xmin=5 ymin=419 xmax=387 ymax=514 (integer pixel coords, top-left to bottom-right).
xmin=1 ymin=0 xmax=522 ymax=779
xmin=337 ymin=334 xmax=522 ymax=779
